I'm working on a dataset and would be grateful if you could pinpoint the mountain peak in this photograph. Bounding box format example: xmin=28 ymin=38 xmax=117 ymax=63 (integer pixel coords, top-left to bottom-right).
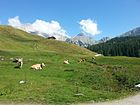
xmin=120 ymin=27 xmax=140 ymax=37
xmin=77 ymin=32 xmax=86 ymax=36
xmin=66 ymin=33 xmax=96 ymax=47
xmin=98 ymin=37 xmax=110 ymax=43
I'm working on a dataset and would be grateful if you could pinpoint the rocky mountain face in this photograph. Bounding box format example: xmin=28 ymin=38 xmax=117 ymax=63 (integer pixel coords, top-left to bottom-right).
xmin=94 ymin=27 xmax=140 ymax=44
xmin=66 ymin=33 xmax=96 ymax=47
xmin=98 ymin=37 xmax=110 ymax=43
xmin=120 ymin=27 xmax=140 ymax=37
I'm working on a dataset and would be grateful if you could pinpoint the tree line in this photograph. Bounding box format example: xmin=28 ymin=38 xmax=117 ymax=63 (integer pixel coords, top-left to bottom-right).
xmin=87 ymin=36 xmax=140 ymax=57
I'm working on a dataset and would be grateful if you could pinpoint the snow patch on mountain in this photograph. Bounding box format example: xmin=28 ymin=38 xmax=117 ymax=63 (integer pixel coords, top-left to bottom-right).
xmin=66 ymin=33 xmax=96 ymax=47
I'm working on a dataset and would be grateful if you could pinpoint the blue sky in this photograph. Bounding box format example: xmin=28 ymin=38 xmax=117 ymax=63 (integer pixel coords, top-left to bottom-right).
xmin=0 ymin=0 xmax=140 ymax=40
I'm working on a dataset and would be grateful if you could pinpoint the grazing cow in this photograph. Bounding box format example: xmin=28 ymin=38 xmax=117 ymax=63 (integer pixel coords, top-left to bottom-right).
xmin=91 ymin=57 xmax=97 ymax=64
xmin=63 ymin=60 xmax=69 ymax=64
xmin=13 ymin=58 xmax=23 ymax=69
xmin=78 ymin=58 xmax=86 ymax=63
xmin=31 ymin=63 xmax=45 ymax=70
xmin=135 ymin=84 xmax=140 ymax=88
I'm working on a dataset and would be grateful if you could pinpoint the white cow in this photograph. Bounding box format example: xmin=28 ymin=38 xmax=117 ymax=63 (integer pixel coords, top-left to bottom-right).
xmin=31 ymin=63 xmax=45 ymax=70
xmin=63 ymin=60 xmax=69 ymax=64
xmin=135 ymin=84 xmax=140 ymax=88
xmin=13 ymin=58 xmax=23 ymax=69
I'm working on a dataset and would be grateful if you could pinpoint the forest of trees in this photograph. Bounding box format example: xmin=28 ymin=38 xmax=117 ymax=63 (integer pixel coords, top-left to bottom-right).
xmin=87 ymin=36 xmax=140 ymax=57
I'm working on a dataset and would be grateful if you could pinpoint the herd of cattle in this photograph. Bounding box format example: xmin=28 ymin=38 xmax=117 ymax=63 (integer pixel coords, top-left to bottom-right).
xmin=0 ymin=54 xmax=103 ymax=70
xmin=11 ymin=56 xmax=97 ymax=70
xmin=12 ymin=59 xmax=86 ymax=70
xmin=12 ymin=58 xmax=73 ymax=70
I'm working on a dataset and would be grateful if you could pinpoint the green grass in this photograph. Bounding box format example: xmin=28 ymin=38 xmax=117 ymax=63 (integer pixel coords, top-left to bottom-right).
xmin=0 ymin=25 xmax=140 ymax=104
xmin=0 ymin=51 xmax=140 ymax=104
xmin=0 ymin=25 xmax=95 ymax=55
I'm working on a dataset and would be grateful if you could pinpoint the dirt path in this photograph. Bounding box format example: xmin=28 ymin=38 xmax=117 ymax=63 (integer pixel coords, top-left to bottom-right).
xmin=73 ymin=93 xmax=140 ymax=105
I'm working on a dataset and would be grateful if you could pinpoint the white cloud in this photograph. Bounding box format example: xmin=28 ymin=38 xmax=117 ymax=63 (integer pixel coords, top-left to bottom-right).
xmin=8 ymin=16 xmax=22 ymax=27
xmin=79 ymin=19 xmax=101 ymax=36
xmin=8 ymin=16 xmax=69 ymax=41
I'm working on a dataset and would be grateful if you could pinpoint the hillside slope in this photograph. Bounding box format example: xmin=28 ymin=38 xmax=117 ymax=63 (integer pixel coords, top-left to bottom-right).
xmin=0 ymin=25 xmax=95 ymax=55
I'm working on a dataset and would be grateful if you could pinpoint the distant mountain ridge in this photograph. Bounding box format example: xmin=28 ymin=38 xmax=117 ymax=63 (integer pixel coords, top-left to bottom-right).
xmin=120 ymin=27 xmax=140 ymax=37
xmin=88 ymin=27 xmax=140 ymax=57
xmin=66 ymin=33 xmax=96 ymax=47
xmin=98 ymin=37 xmax=110 ymax=43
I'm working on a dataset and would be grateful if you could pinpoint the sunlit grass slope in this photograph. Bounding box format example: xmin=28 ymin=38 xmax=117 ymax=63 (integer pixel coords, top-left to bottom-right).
xmin=0 ymin=25 xmax=95 ymax=55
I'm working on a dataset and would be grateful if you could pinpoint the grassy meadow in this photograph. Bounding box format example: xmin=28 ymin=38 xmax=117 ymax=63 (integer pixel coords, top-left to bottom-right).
xmin=0 ymin=26 xmax=140 ymax=104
